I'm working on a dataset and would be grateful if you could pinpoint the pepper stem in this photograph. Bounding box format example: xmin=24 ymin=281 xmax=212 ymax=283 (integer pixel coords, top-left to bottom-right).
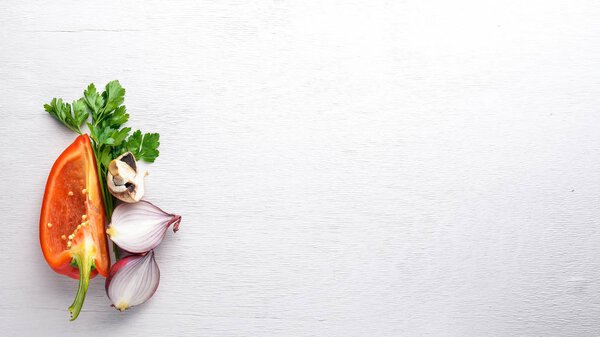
xmin=67 ymin=251 xmax=94 ymax=321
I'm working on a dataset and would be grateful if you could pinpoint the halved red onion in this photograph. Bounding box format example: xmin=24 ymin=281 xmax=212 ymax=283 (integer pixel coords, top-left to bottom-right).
xmin=105 ymin=251 xmax=160 ymax=311
xmin=107 ymin=200 xmax=181 ymax=253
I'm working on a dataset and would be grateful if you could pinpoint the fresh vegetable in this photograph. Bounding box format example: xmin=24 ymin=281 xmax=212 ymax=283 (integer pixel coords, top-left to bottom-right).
xmin=105 ymin=251 xmax=160 ymax=311
xmin=39 ymin=134 xmax=110 ymax=320
xmin=107 ymin=201 xmax=181 ymax=253
xmin=106 ymin=152 xmax=147 ymax=203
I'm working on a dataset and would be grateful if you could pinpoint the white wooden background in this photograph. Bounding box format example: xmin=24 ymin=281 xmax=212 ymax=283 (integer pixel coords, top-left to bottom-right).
xmin=2 ymin=1 xmax=600 ymax=336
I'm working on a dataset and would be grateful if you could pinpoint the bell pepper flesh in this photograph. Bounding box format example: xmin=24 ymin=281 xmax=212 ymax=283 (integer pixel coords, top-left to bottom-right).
xmin=39 ymin=134 xmax=110 ymax=320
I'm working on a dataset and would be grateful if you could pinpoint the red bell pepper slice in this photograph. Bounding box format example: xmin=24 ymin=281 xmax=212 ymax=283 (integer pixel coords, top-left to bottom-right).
xmin=39 ymin=134 xmax=110 ymax=320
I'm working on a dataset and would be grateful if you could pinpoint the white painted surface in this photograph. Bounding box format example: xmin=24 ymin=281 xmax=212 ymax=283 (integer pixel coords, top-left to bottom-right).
xmin=1 ymin=0 xmax=600 ymax=336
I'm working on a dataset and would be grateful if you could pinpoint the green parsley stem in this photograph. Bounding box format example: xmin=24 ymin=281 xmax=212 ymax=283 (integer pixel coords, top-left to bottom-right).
xmin=91 ymin=140 xmax=121 ymax=261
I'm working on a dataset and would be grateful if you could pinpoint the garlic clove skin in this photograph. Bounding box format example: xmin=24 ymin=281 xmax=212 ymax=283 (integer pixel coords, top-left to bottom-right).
xmin=107 ymin=201 xmax=181 ymax=254
xmin=105 ymin=251 xmax=160 ymax=311
xmin=107 ymin=152 xmax=146 ymax=203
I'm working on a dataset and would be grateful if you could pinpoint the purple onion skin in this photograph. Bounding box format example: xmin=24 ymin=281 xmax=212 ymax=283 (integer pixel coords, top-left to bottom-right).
xmin=171 ymin=215 xmax=182 ymax=233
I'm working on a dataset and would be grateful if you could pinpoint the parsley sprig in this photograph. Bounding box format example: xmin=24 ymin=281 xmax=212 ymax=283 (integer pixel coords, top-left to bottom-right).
xmin=45 ymin=80 xmax=160 ymax=260
xmin=44 ymin=98 xmax=89 ymax=134
xmin=82 ymin=81 xmax=159 ymax=168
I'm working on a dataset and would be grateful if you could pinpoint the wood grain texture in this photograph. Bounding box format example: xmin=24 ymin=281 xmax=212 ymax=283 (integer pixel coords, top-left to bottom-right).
xmin=2 ymin=0 xmax=600 ymax=336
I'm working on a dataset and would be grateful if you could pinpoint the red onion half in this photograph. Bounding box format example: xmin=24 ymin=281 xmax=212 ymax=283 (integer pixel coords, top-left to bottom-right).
xmin=105 ymin=251 xmax=160 ymax=311
xmin=107 ymin=200 xmax=181 ymax=253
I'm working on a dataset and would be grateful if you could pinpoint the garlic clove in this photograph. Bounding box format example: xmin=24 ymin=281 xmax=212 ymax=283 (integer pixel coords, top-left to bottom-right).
xmin=105 ymin=251 xmax=160 ymax=311
xmin=107 ymin=152 xmax=146 ymax=203
xmin=107 ymin=200 xmax=181 ymax=253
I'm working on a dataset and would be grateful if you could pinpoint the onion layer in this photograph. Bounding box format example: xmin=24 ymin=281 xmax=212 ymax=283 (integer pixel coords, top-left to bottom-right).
xmin=107 ymin=200 xmax=181 ymax=253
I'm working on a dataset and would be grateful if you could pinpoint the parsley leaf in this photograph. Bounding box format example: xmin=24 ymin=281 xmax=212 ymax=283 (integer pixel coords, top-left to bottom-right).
xmin=84 ymin=83 xmax=103 ymax=117
xmin=101 ymin=81 xmax=125 ymax=116
xmin=140 ymin=133 xmax=160 ymax=162
xmin=120 ymin=130 xmax=160 ymax=163
xmin=98 ymin=146 xmax=112 ymax=169
xmin=44 ymin=97 xmax=89 ymax=134
xmin=124 ymin=129 xmax=143 ymax=153
xmin=72 ymin=99 xmax=90 ymax=127
xmin=101 ymin=105 xmax=129 ymax=129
